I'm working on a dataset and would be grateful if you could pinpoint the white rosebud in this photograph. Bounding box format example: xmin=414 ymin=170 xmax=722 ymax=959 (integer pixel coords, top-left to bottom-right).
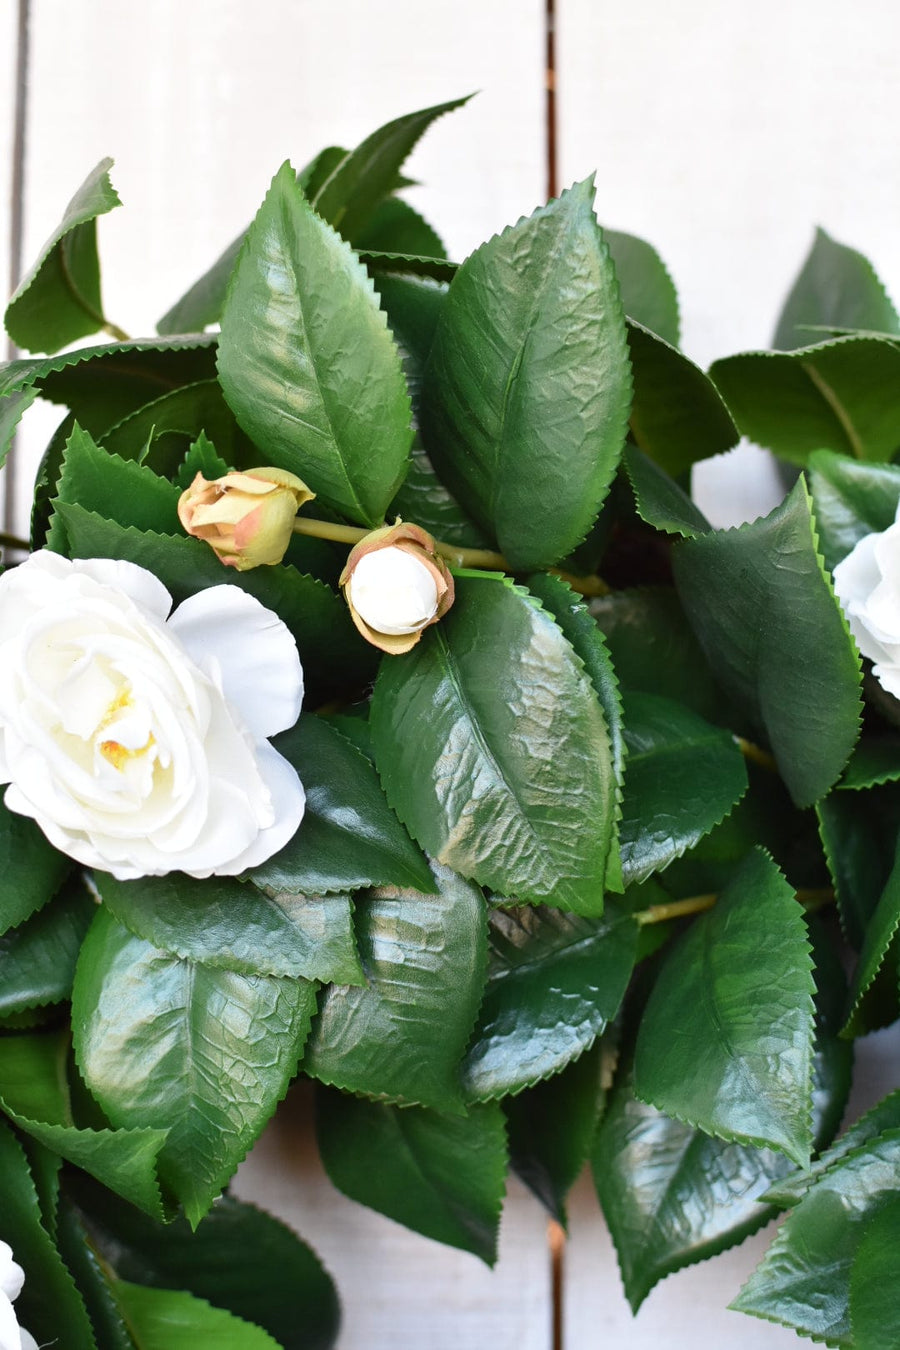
xmin=0 ymin=551 xmax=306 ymax=880
xmin=833 ymin=505 xmax=900 ymax=699
xmin=349 ymin=547 xmax=440 ymax=635
xmin=339 ymin=523 xmax=455 ymax=655
xmin=0 ymin=1241 xmax=38 ymax=1350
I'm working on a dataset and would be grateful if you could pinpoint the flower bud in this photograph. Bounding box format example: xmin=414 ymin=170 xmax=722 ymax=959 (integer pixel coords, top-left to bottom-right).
xmin=177 ymin=467 xmax=315 ymax=571
xmin=340 ymin=523 xmax=455 ymax=654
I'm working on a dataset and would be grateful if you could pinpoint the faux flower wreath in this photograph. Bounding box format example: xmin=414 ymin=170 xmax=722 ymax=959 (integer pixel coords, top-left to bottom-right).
xmin=1 ymin=99 xmax=900 ymax=1348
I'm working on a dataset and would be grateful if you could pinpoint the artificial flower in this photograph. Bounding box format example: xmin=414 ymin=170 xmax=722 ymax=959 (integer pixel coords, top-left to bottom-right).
xmin=339 ymin=522 xmax=455 ymax=654
xmin=833 ymin=503 xmax=900 ymax=698
xmin=178 ymin=467 xmax=314 ymax=570
xmin=0 ymin=551 xmax=305 ymax=879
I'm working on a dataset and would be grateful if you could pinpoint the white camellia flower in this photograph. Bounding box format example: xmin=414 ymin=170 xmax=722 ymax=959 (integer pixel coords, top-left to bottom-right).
xmin=0 ymin=551 xmax=305 ymax=880
xmin=833 ymin=505 xmax=900 ymax=699
xmin=349 ymin=546 xmax=440 ymax=636
xmin=0 ymin=1241 xmax=38 ymax=1350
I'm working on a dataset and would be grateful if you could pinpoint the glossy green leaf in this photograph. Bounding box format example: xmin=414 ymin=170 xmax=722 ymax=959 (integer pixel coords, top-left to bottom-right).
xmin=72 ymin=908 xmax=316 ymax=1227
xmin=505 ymin=1041 xmax=608 ymax=1226
xmin=176 ymin=430 xmax=229 ymax=489
xmin=765 ymin=1088 xmax=900 ymax=1207
xmin=360 ymin=250 xmax=457 ymax=284
xmin=217 ymin=162 xmax=413 ymax=526
xmin=48 ymin=505 xmax=371 ymax=706
xmin=619 ymin=692 xmax=748 ymax=885
xmin=462 ymin=900 xmax=637 ymax=1101
xmin=807 ymin=448 xmax=900 ymax=574
xmin=316 ymin=1086 xmax=506 ymax=1264
xmin=850 ymin=1197 xmax=900 ymax=1349
xmin=590 ymin=586 xmax=730 ymax=724
xmin=354 ymin=196 xmax=446 ymax=259
xmin=422 ymin=181 xmax=631 ymax=569
xmin=56 ymin=1198 xmax=137 ymax=1350
xmin=622 ymin=443 xmax=711 ymax=539
xmin=250 ymin=714 xmax=433 ymax=897
xmin=673 ymin=478 xmax=862 ymax=807
xmin=53 ymin=423 xmax=181 ymax=538
xmin=635 ymin=848 xmax=816 ymax=1167
xmin=711 ymin=335 xmax=900 ymax=464
xmin=842 ymin=834 xmax=900 ymax=1035
xmin=5 ymin=159 xmax=121 ymax=353
xmin=0 ymin=878 xmax=93 ymax=1015
xmin=95 ymin=872 xmax=362 ymax=986
xmin=111 ymin=1280 xmax=281 ymax=1350
xmin=70 ymin=1177 xmax=340 ymax=1350
xmin=303 ymin=863 xmax=487 ymax=1113
xmin=370 ymin=573 xmax=616 ymax=914
xmin=0 ymin=385 xmax=36 ymax=471
xmin=774 ymin=227 xmax=899 ymax=351
xmin=0 ymin=1032 xmax=168 ymax=1220
xmin=311 ymin=97 xmax=469 ymax=243
xmin=0 ymin=799 xmax=71 ymax=934
xmin=0 ymin=1120 xmax=97 ymax=1350
xmin=595 ymin=1063 xmax=794 ymax=1312
xmin=817 ymin=784 xmax=900 ymax=948
xmin=626 ymin=319 xmax=738 ymax=476
xmin=100 ymin=379 xmax=252 ymax=474
xmin=732 ymin=1129 xmax=900 ymax=1344
xmin=604 ymin=228 xmax=680 ymax=346
xmin=840 ymin=736 xmax=900 ymax=790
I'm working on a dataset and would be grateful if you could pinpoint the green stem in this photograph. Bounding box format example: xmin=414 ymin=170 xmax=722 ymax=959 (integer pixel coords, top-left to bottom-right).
xmin=734 ymin=736 xmax=779 ymax=773
xmin=635 ymin=885 xmax=834 ymax=927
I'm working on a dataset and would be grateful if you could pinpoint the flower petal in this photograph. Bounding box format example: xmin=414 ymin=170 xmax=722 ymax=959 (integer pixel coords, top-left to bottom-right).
xmin=223 ymin=741 xmax=306 ymax=875
xmin=168 ymin=586 xmax=303 ymax=739
xmin=68 ymin=556 xmax=173 ymax=620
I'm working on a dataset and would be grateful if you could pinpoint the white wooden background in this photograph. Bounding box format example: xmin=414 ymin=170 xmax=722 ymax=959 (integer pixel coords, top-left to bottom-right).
xmin=3 ymin=1 xmax=900 ymax=1344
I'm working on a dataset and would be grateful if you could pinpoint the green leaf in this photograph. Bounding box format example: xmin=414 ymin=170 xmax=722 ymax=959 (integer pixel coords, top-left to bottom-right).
xmin=176 ymin=430 xmax=229 ymax=489
xmin=732 ymin=1129 xmax=900 ymax=1345
xmin=710 ymin=335 xmax=900 ymax=464
xmin=622 ymin=443 xmax=711 ymax=539
xmin=100 ymin=379 xmax=252 ymax=475
xmin=673 ymin=478 xmax=862 ymax=807
xmin=505 ymin=1041 xmax=608 ymax=1226
xmin=807 ymin=447 xmax=900 ymax=574
xmin=217 ymin=162 xmax=413 ymax=527
xmin=360 ymin=250 xmax=457 ymax=284
xmin=353 ymin=196 xmax=446 ymax=260
xmin=311 ymin=97 xmax=469 ymax=243
xmin=71 ymin=908 xmax=316 ymax=1227
xmin=604 ymin=228 xmax=680 ymax=346
xmin=56 ymin=1198 xmax=137 ymax=1350
xmin=0 ymin=1120 xmax=97 ymax=1350
xmin=462 ymin=900 xmax=637 ymax=1101
xmin=70 ymin=1177 xmax=340 ymax=1350
xmin=595 ymin=1062 xmax=794 ymax=1312
xmin=619 ymin=692 xmax=748 ymax=885
xmin=0 ymin=878 xmax=93 ymax=1015
xmin=0 ymin=1032 xmax=168 ymax=1221
xmin=816 ymin=783 xmax=900 ymax=948
xmin=634 ymin=848 xmax=816 ymax=1167
xmin=422 ymin=180 xmax=631 ymax=569
xmin=158 ymin=233 xmax=244 ymax=336
xmin=303 ymin=863 xmax=487 ymax=1114
xmin=95 ymin=872 xmax=362 ymax=986
xmin=850 ymin=1197 xmax=900 ymax=1349
xmin=111 ymin=1280 xmax=281 ymax=1350
xmin=5 ymin=158 xmax=121 ymax=353
xmin=840 ymin=736 xmax=900 ymax=790
xmin=316 ymin=1086 xmax=506 ymax=1264
xmin=764 ymin=1088 xmax=900 ymax=1207
xmin=250 ymin=714 xmax=433 ymax=897
xmin=591 ymin=585 xmax=730 ymax=724
xmin=626 ymin=319 xmax=738 ymax=476
xmin=49 ymin=505 xmax=371 ymax=706
xmin=774 ymin=227 xmax=900 ymax=351
xmin=54 ymin=423 xmax=181 ymax=537
xmin=842 ymin=833 xmax=900 ymax=1035
xmin=370 ymin=573 xmax=617 ymax=914
xmin=0 ymin=799 xmax=71 ymax=934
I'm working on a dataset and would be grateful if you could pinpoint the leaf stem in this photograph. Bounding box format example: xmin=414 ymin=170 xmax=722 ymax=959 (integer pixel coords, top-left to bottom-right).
xmin=635 ymin=885 xmax=835 ymax=927
xmin=0 ymin=530 xmax=30 ymax=551
xmin=734 ymin=736 xmax=779 ymax=773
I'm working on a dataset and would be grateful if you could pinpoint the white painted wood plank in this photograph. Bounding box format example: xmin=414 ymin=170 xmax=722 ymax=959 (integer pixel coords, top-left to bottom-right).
xmin=233 ymin=1083 xmax=552 ymax=1350
xmin=558 ymin=0 xmax=900 ymax=370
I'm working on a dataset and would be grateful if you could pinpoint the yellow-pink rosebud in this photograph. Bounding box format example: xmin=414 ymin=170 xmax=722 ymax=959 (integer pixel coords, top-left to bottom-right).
xmin=339 ymin=523 xmax=455 ymax=655
xmin=177 ymin=467 xmax=315 ymax=571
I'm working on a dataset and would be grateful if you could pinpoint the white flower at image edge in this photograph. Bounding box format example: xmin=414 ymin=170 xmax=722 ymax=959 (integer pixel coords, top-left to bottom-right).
xmin=0 ymin=1241 xmax=38 ymax=1350
xmin=0 ymin=551 xmax=305 ymax=880
xmin=833 ymin=503 xmax=900 ymax=699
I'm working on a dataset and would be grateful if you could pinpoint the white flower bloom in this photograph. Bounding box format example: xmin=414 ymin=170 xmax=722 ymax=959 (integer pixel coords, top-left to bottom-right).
xmin=0 ymin=552 xmax=305 ymax=880
xmin=348 ymin=546 xmax=440 ymax=636
xmin=833 ymin=504 xmax=900 ymax=699
xmin=0 ymin=1241 xmax=38 ymax=1350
